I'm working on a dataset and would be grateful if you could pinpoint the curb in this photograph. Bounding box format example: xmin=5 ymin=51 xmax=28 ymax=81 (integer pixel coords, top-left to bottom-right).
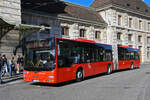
xmin=0 ymin=74 xmax=23 ymax=85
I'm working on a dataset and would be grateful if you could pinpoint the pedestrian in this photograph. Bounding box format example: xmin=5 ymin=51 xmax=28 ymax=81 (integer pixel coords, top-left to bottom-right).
xmin=1 ymin=55 xmax=8 ymax=76
xmin=0 ymin=54 xmax=3 ymax=84
xmin=20 ymin=55 xmax=24 ymax=71
xmin=16 ymin=55 xmax=21 ymax=74
xmin=8 ymin=56 xmax=15 ymax=76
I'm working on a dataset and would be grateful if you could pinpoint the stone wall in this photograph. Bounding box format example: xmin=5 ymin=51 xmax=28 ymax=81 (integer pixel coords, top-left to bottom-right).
xmin=99 ymin=8 xmax=150 ymax=63
xmin=0 ymin=0 xmax=21 ymax=58
xmin=0 ymin=30 xmax=21 ymax=58
xmin=0 ymin=0 xmax=21 ymax=25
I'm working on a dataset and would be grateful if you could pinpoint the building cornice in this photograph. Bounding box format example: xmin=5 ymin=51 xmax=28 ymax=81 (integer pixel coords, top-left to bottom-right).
xmin=110 ymin=25 xmax=150 ymax=34
xmin=58 ymin=15 xmax=107 ymax=28
xmin=96 ymin=3 xmax=150 ymax=19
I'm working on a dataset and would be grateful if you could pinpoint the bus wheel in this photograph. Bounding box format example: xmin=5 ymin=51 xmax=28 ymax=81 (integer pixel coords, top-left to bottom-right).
xmin=131 ymin=63 xmax=134 ymax=70
xmin=76 ymin=69 xmax=84 ymax=82
xmin=107 ymin=65 xmax=111 ymax=75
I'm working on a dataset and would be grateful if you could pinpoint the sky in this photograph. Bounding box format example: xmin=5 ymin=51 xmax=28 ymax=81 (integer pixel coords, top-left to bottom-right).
xmin=65 ymin=0 xmax=150 ymax=7
xmin=145 ymin=0 xmax=150 ymax=6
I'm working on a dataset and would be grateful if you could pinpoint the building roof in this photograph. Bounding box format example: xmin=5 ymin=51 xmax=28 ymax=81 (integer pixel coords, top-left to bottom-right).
xmin=21 ymin=1 xmax=105 ymax=25
xmin=90 ymin=0 xmax=150 ymax=15
xmin=60 ymin=2 xmax=105 ymax=24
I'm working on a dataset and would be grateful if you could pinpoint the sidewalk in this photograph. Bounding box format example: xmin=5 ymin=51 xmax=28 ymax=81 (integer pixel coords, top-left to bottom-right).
xmin=0 ymin=72 xmax=23 ymax=85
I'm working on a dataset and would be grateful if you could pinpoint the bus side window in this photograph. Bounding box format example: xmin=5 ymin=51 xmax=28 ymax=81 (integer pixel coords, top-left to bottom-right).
xmin=84 ymin=47 xmax=90 ymax=63
xmin=57 ymin=40 xmax=74 ymax=68
xmin=130 ymin=51 xmax=134 ymax=60
xmin=98 ymin=47 xmax=105 ymax=62
xmin=105 ymin=50 xmax=112 ymax=61
xmin=134 ymin=52 xmax=140 ymax=60
xmin=118 ymin=47 xmax=125 ymax=60
xmin=95 ymin=47 xmax=99 ymax=62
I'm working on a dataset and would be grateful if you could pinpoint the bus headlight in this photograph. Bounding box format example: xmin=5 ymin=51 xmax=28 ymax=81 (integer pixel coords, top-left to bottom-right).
xmin=48 ymin=76 xmax=54 ymax=78
xmin=23 ymin=72 xmax=27 ymax=74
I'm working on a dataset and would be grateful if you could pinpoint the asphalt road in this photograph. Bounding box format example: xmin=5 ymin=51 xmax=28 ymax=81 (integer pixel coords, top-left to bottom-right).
xmin=0 ymin=63 xmax=150 ymax=100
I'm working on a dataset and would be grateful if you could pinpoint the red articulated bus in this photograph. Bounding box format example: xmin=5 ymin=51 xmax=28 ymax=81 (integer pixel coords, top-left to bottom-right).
xmin=23 ymin=37 xmax=140 ymax=83
xmin=23 ymin=37 xmax=113 ymax=83
xmin=118 ymin=45 xmax=140 ymax=70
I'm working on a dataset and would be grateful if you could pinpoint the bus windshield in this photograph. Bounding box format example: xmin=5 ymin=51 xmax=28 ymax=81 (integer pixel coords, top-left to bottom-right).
xmin=24 ymin=38 xmax=56 ymax=71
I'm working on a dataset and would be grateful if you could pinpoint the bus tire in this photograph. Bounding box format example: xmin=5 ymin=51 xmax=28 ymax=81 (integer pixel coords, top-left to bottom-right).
xmin=130 ymin=63 xmax=134 ymax=70
xmin=76 ymin=68 xmax=84 ymax=82
xmin=107 ymin=65 xmax=111 ymax=75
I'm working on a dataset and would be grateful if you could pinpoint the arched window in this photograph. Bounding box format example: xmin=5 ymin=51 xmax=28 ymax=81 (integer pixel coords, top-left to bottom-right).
xmin=128 ymin=34 xmax=132 ymax=41
xmin=95 ymin=31 xmax=101 ymax=40
xmin=80 ymin=29 xmax=86 ymax=37
xmin=61 ymin=26 xmax=69 ymax=36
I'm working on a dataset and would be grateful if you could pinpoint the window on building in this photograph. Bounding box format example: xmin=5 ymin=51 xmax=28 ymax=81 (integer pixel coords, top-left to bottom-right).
xmin=128 ymin=34 xmax=132 ymax=41
xmin=148 ymin=23 xmax=150 ymax=31
xmin=136 ymin=7 xmax=140 ymax=10
xmin=61 ymin=26 xmax=69 ymax=36
xmin=129 ymin=18 xmax=133 ymax=28
xmin=138 ymin=35 xmax=142 ymax=43
xmin=145 ymin=9 xmax=148 ymax=12
xmin=80 ymin=29 xmax=86 ymax=37
xmin=139 ymin=20 xmax=142 ymax=30
xmin=147 ymin=47 xmax=150 ymax=59
xmin=118 ymin=15 xmax=122 ymax=26
xmin=147 ymin=37 xmax=150 ymax=43
xmin=139 ymin=46 xmax=142 ymax=52
xmin=95 ymin=31 xmax=101 ymax=40
xmin=126 ymin=4 xmax=130 ymax=7
xmin=117 ymin=32 xmax=122 ymax=40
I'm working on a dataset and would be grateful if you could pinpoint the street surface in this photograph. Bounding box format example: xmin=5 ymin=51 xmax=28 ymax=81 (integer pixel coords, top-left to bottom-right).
xmin=0 ymin=63 xmax=150 ymax=100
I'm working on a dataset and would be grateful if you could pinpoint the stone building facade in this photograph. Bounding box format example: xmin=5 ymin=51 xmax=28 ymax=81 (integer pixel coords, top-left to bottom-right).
xmin=0 ymin=0 xmax=21 ymax=57
xmin=90 ymin=0 xmax=150 ymax=63
xmin=0 ymin=0 xmax=150 ymax=63
xmin=21 ymin=1 xmax=107 ymax=43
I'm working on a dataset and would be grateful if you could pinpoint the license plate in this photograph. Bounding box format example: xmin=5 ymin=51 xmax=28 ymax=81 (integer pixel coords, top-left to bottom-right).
xmin=33 ymin=80 xmax=39 ymax=82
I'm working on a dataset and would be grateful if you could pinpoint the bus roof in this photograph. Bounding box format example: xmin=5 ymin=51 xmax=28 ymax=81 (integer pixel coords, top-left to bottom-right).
xmin=56 ymin=37 xmax=112 ymax=50
xmin=119 ymin=45 xmax=139 ymax=52
xmin=74 ymin=38 xmax=96 ymax=43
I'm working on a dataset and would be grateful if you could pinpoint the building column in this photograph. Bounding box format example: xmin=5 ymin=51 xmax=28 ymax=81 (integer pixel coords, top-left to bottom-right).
xmin=142 ymin=33 xmax=147 ymax=62
xmin=132 ymin=31 xmax=138 ymax=48
xmin=107 ymin=26 xmax=118 ymax=70
xmin=101 ymin=29 xmax=107 ymax=43
xmin=122 ymin=29 xmax=128 ymax=46
xmin=69 ymin=23 xmax=79 ymax=39
xmin=86 ymin=26 xmax=95 ymax=40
